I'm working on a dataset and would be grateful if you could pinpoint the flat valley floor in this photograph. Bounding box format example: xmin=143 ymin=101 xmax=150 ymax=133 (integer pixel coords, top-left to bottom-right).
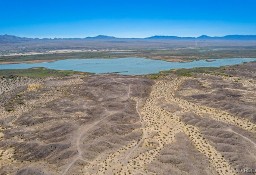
xmin=0 ymin=62 xmax=256 ymax=175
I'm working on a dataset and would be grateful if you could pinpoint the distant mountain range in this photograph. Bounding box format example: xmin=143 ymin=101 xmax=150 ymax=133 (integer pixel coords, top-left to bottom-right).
xmin=86 ymin=35 xmax=116 ymax=39
xmin=0 ymin=35 xmax=34 ymax=43
xmin=146 ymin=35 xmax=256 ymax=40
xmin=1 ymin=34 xmax=256 ymax=43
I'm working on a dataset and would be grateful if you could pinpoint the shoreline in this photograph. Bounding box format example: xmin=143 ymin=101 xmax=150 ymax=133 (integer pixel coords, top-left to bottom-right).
xmin=0 ymin=56 xmax=254 ymax=65
xmin=0 ymin=59 xmax=57 ymax=65
xmin=0 ymin=56 xmax=192 ymax=65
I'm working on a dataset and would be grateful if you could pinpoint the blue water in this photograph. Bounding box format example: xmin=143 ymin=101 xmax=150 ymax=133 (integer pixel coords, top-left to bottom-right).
xmin=0 ymin=58 xmax=256 ymax=75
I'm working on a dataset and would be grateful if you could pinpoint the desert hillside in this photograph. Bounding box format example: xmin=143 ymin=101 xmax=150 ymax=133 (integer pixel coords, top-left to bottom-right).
xmin=0 ymin=63 xmax=256 ymax=175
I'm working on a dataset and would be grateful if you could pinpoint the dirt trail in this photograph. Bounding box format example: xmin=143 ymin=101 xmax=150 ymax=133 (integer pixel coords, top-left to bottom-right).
xmin=122 ymin=97 xmax=145 ymax=163
xmin=62 ymin=110 xmax=113 ymax=175
xmin=225 ymin=128 xmax=256 ymax=148
xmin=0 ymin=77 xmax=87 ymax=174
xmin=82 ymin=78 xmax=239 ymax=175
xmin=63 ymin=80 xmax=133 ymax=175
xmin=5 ymin=75 xmax=246 ymax=174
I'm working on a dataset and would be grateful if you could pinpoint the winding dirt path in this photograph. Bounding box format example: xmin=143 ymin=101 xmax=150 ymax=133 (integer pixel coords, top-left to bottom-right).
xmin=62 ymin=110 xmax=115 ymax=175
xmin=63 ymin=79 xmax=133 ymax=175
xmin=79 ymin=76 xmax=256 ymax=174
xmin=225 ymin=128 xmax=256 ymax=148
xmin=80 ymin=78 xmax=237 ymax=174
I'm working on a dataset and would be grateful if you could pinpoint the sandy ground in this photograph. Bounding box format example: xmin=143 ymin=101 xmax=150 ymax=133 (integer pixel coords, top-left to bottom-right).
xmin=0 ymin=62 xmax=256 ymax=175
xmin=81 ymin=78 xmax=239 ymax=175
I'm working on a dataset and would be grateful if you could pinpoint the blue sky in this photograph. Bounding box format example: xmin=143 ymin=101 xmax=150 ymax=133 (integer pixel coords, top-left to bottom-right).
xmin=0 ymin=0 xmax=256 ymax=38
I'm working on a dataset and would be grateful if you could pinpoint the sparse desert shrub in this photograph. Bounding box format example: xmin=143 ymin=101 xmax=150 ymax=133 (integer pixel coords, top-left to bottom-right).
xmin=4 ymin=104 xmax=14 ymax=112
xmin=27 ymin=83 xmax=41 ymax=91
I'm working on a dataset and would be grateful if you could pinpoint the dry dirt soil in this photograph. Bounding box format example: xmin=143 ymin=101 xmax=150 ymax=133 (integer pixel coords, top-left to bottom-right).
xmin=0 ymin=62 xmax=256 ymax=175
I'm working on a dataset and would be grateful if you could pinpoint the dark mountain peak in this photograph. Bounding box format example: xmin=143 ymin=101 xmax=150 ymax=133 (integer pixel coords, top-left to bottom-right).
xmin=146 ymin=35 xmax=179 ymax=39
xmin=198 ymin=35 xmax=211 ymax=39
xmin=146 ymin=35 xmax=198 ymax=40
xmin=0 ymin=34 xmax=22 ymax=39
xmin=86 ymin=35 xmax=116 ymax=39
xmin=223 ymin=35 xmax=256 ymax=40
xmin=0 ymin=34 xmax=33 ymax=43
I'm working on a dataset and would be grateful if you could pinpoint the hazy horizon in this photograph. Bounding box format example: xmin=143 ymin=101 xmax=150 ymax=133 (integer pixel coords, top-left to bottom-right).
xmin=1 ymin=0 xmax=256 ymax=38
xmin=2 ymin=33 xmax=256 ymax=39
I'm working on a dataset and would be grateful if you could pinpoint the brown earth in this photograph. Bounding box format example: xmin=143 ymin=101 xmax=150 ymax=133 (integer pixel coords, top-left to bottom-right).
xmin=0 ymin=62 xmax=256 ymax=175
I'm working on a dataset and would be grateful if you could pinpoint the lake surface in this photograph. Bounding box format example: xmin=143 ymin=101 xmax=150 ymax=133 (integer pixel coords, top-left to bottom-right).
xmin=1 ymin=58 xmax=256 ymax=75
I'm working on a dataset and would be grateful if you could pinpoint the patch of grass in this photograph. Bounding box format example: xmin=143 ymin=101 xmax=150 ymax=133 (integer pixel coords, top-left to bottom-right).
xmin=147 ymin=74 xmax=162 ymax=80
xmin=147 ymin=67 xmax=221 ymax=79
xmin=147 ymin=71 xmax=170 ymax=79
xmin=173 ymin=67 xmax=220 ymax=76
xmin=0 ymin=67 xmax=89 ymax=78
